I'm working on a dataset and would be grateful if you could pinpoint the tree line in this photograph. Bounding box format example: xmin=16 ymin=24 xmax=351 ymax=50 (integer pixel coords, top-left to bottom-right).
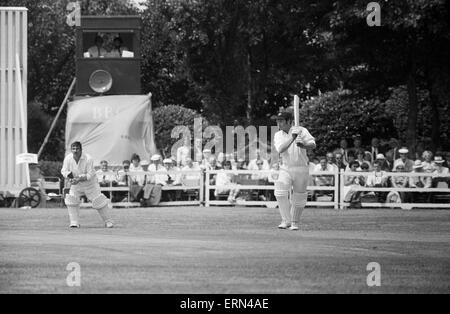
xmin=1 ymin=0 xmax=449 ymax=160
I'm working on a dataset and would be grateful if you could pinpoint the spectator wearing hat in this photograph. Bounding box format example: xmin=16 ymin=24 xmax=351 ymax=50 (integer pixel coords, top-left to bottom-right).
xmin=408 ymin=160 xmax=432 ymax=203
xmin=147 ymin=155 xmax=168 ymax=186
xmin=432 ymin=156 xmax=449 ymax=187
xmin=394 ymin=147 xmax=414 ymax=172
xmin=375 ymin=153 xmax=391 ymax=172
xmin=409 ymin=160 xmax=432 ymax=188
xmin=139 ymin=155 xmax=167 ymax=206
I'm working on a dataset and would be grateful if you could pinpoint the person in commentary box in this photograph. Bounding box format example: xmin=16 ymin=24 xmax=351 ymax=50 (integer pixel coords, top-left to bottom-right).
xmin=61 ymin=141 xmax=113 ymax=228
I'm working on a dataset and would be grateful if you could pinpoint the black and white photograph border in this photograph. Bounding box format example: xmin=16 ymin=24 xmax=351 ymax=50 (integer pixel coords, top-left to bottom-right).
xmin=1 ymin=0 xmax=450 ymax=298
xmin=1 ymin=206 xmax=449 ymax=294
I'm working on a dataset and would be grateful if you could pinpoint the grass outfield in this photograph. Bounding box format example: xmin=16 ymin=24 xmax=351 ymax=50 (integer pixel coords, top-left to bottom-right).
xmin=0 ymin=206 xmax=449 ymax=294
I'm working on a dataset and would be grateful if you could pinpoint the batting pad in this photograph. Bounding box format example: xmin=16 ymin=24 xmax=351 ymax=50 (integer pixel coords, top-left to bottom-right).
xmin=65 ymin=194 xmax=81 ymax=206
xmin=291 ymin=192 xmax=307 ymax=223
xmin=275 ymin=188 xmax=291 ymax=223
xmin=91 ymin=194 xmax=108 ymax=209
xmin=96 ymin=206 xmax=112 ymax=223
xmin=67 ymin=206 xmax=80 ymax=225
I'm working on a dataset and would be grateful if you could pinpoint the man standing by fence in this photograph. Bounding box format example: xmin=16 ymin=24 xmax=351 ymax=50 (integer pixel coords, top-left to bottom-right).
xmin=272 ymin=108 xmax=316 ymax=231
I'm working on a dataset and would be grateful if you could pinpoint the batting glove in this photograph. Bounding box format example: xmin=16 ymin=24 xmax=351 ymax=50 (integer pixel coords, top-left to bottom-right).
xmin=291 ymin=126 xmax=302 ymax=135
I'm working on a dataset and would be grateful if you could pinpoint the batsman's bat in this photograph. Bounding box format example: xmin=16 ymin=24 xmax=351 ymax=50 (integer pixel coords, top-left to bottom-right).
xmin=294 ymin=95 xmax=301 ymax=146
xmin=294 ymin=95 xmax=300 ymax=127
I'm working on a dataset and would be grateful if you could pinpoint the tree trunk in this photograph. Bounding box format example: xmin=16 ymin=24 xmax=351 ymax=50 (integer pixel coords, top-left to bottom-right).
xmin=428 ymin=81 xmax=441 ymax=152
xmin=406 ymin=64 xmax=418 ymax=155
xmin=246 ymin=50 xmax=252 ymax=124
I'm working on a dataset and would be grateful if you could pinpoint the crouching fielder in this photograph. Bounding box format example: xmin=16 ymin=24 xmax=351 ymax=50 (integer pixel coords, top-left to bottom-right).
xmin=61 ymin=141 xmax=114 ymax=228
xmin=273 ymin=109 xmax=316 ymax=231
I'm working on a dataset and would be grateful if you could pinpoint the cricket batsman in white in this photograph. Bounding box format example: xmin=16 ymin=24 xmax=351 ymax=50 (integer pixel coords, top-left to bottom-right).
xmin=273 ymin=96 xmax=316 ymax=230
xmin=61 ymin=141 xmax=114 ymax=228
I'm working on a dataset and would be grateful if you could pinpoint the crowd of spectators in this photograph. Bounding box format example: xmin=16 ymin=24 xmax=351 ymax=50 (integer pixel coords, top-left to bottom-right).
xmin=309 ymin=135 xmax=450 ymax=206
xmin=93 ymin=135 xmax=450 ymax=207
xmin=94 ymin=148 xmax=279 ymax=206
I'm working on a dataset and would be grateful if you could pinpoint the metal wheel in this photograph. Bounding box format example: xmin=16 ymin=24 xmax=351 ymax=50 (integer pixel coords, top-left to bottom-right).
xmin=18 ymin=187 xmax=41 ymax=208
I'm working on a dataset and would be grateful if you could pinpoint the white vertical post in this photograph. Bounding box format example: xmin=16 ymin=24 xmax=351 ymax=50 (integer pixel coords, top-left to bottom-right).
xmin=339 ymin=169 xmax=345 ymax=210
xmin=199 ymin=169 xmax=205 ymax=206
xmin=7 ymin=10 xmax=14 ymax=188
xmin=0 ymin=8 xmax=28 ymax=194
xmin=334 ymin=170 xmax=339 ymax=210
xmin=0 ymin=10 xmax=6 ymax=188
xmin=16 ymin=53 xmax=30 ymax=187
xmin=205 ymin=170 xmax=210 ymax=207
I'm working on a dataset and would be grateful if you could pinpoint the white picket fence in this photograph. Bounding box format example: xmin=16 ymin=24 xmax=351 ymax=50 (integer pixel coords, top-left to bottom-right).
xmin=73 ymin=169 xmax=450 ymax=209
xmin=340 ymin=171 xmax=450 ymax=209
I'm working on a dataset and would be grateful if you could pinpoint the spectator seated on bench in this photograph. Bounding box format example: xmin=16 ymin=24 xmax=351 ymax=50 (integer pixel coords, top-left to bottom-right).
xmin=431 ymin=156 xmax=450 ymax=203
xmin=406 ymin=160 xmax=432 ymax=203
xmin=161 ymin=158 xmax=182 ymax=202
xmin=313 ymin=157 xmax=335 ymax=201
xmin=141 ymin=155 xmax=166 ymax=206
xmin=343 ymin=161 xmax=365 ymax=207
xmin=249 ymin=160 xmax=270 ymax=201
xmin=96 ymin=160 xmax=118 ymax=199
xmin=386 ymin=162 xmax=408 ymax=204
xmin=365 ymin=160 xmax=389 ymax=202
xmin=181 ymin=158 xmax=201 ymax=201
xmin=214 ymin=161 xmax=240 ymax=203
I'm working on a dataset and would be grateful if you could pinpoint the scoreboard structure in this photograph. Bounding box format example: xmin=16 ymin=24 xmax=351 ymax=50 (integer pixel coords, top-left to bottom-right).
xmin=0 ymin=7 xmax=28 ymax=195
xmin=75 ymin=16 xmax=142 ymax=96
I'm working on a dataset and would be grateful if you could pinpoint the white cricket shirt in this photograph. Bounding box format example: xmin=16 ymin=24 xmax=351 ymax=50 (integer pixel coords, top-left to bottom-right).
xmin=274 ymin=127 xmax=315 ymax=168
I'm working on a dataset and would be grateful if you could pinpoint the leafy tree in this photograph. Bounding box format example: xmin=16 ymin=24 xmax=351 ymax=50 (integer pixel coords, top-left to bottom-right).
xmin=152 ymin=105 xmax=209 ymax=158
xmin=300 ymin=89 xmax=397 ymax=156
xmin=322 ymin=0 xmax=450 ymax=152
